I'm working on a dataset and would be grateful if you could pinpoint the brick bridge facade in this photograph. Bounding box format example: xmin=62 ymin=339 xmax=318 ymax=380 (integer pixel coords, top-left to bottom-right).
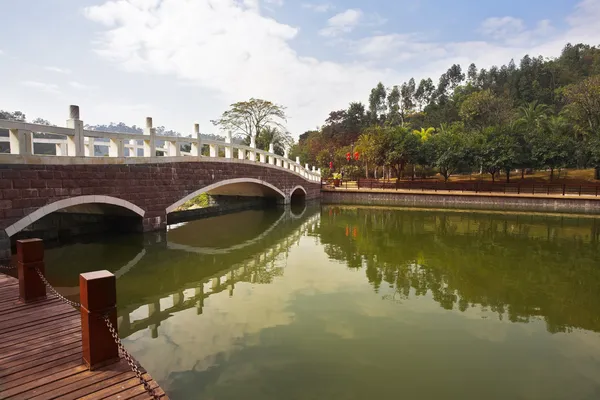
xmin=0 ymin=160 xmax=321 ymax=259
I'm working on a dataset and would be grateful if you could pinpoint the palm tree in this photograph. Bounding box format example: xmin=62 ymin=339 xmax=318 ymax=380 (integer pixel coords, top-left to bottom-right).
xmin=356 ymin=133 xmax=377 ymax=178
xmin=413 ymin=127 xmax=435 ymax=142
xmin=518 ymin=101 xmax=551 ymax=133
xmin=256 ymin=126 xmax=293 ymax=155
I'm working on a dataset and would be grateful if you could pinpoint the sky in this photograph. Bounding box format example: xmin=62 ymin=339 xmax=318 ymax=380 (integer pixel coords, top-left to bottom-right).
xmin=1 ymin=0 xmax=599 ymax=138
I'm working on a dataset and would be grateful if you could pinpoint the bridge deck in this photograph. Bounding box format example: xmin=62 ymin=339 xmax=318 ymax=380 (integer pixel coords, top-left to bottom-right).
xmin=0 ymin=274 xmax=168 ymax=400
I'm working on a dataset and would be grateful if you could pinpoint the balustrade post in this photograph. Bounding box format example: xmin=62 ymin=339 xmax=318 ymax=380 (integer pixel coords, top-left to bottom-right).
xmin=66 ymin=105 xmax=84 ymax=156
xmin=17 ymin=239 xmax=46 ymax=302
xmin=191 ymin=123 xmax=202 ymax=157
xmin=283 ymin=148 xmax=289 ymax=169
xmin=9 ymin=129 xmax=33 ymax=155
xmin=109 ymin=138 xmax=124 ymax=157
xmin=296 ymin=157 xmax=301 ymax=173
xmin=259 ymin=152 xmax=266 ymax=163
xmin=238 ymin=147 xmax=246 ymax=160
xmin=225 ymin=131 xmax=233 ymax=159
xmin=167 ymin=140 xmax=180 ymax=157
xmin=85 ymin=137 xmax=95 ymax=157
xmin=80 ymin=270 xmax=119 ymax=370
xmin=249 ymin=136 xmax=257 ymax=161
xmin=268 ymin=143 xmax=275 ymax=165
xmin=143 ymin=117 xmax=156 ymax=157
xmin=55 ymin=142 xmax=67 ymax=156
xmin=209 ymin=143 xmax=217 ymax=157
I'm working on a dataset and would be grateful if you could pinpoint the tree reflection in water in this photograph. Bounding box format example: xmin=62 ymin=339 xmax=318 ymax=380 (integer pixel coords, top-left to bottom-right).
xmin=318 ymin=206 xmax=600 ymax=334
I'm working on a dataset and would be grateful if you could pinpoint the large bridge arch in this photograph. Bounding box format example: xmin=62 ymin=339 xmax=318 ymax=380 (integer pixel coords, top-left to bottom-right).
xmin=4 ymin=195 xmax=145 ymax=238
xmin=166 ymin=178 xmax=288 ymax=213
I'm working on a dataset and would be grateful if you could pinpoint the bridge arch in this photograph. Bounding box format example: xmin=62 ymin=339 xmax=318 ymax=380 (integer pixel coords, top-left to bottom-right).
xmin=4 ymin=196 xmax=145 ymax=237
xmin=166 ymin=178 xmax=287 ymax=213
xmin=290 ymin=185 xmax=307 ymax=204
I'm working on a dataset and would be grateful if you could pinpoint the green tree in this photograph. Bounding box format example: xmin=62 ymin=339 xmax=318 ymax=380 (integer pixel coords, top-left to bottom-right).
xmin=459 ymin=90 xmax=513 ymax=130
xmin=431 ymin=128 xmax=471 ymax=182
xmin=478 ymin=126 xmax=521 ymax=182
xmin=255 ymin=126 xmax=292 ymax=155
xmin=387 ymin=86 xmax=401 ymax=126
xmin=356 ymin=130 xmax=381 ymax=178
xmin=0 ymin=110 xmax=26 ymax=121
xmin=368 ymin=82 xmax=387 ymax=125
xmin=413 ymin=127 xmax=435 ymax=142
xmin=415 ymin=78 xmax=436 ymax=111
xmin=211 ymin=98 xmax=287 ymax=143
xmin=400 ymin=78 xmax=416 ymax=122
xmin=531 ymin=116 xmax=576 ymax=180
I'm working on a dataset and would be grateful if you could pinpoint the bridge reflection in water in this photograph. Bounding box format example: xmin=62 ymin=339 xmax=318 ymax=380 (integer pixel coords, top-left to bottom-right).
xmin=43 ymin=203 xmax=318 ymax=341
xmin=117 ymin=205 xmax=317 ymax=339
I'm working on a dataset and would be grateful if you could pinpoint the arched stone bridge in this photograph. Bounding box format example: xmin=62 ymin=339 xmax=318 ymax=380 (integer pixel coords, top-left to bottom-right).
xmin=0 ymin=105 xmax=322 ymax=259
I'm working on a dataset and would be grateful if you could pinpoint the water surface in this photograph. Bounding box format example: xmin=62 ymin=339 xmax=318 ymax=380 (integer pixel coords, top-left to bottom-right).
xmin=45 ymin=206 xmax=600 ymax=400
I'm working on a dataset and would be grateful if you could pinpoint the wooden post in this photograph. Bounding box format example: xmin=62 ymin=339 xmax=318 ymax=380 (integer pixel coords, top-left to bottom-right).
xmin=17 ymin=239 xmax=46 ymax=302
xmin=80 ymin=270 xmax=119 ymax=370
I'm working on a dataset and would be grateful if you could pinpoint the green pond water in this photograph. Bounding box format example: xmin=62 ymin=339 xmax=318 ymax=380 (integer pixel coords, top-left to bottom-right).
xmin=44 ymin=205 xmax=600 ymax=400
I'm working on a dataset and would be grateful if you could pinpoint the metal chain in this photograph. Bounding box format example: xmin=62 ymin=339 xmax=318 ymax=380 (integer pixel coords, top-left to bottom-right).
xmin=31 ymin=267 xmax=158 ymax=398
xmin=103 ymin=316 xmax=161 ymax=400
xmin=0 ymin=264 xmax=16 ymax=270
xmin=34 ymin=267 xmax=81 ymax=309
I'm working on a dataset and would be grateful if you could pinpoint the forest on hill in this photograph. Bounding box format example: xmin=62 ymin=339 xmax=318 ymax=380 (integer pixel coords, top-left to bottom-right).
xmin=290 ymin=43 xmax=600 ymax=181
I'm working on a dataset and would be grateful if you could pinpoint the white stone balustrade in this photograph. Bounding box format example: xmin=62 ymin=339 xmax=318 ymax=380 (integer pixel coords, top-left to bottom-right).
xmin=0 ymin=104 xmax=322 ymax=182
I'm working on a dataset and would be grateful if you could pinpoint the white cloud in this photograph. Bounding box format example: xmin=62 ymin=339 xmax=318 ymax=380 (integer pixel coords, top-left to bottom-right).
xmin=479 ymin=17 xmax=555 ymax=46
xmin=480 ymin=17 xmax=525 ymax=40
xmin=21 ymin=81 xmax=60 ymax=94
xmin=69 ymin=81 xmax=95 ymax=90
xmin=0 ymin=49 xmax=4 ymax=55
xmin=84 ymin=1 xmax=388 ymax=135
xmin=302 ymin=2 xmax=334 ymax=13
xmin=44 ymin=66 xmax=72 ymax=74
xmin=81 ymin=0 xmax=600 ymax=136
xmin=265 ymin=0 xmax=283 ymax=6
xmin=319 ymin=9 xmax=363 ymax=37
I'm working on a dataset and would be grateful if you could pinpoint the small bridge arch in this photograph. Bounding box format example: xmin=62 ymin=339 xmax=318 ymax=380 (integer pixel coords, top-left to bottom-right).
xmin=4 ymin=196 xmax=145 ymax=238
xmin=290 ymin=185 xmax=307 ymax=203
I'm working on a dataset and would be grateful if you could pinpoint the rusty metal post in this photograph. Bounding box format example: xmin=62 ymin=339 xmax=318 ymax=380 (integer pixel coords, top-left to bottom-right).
xmin=80 ymin=270 xmax=119 ymax=370
xmin=17 ymin=239 xmax=46 ymax=302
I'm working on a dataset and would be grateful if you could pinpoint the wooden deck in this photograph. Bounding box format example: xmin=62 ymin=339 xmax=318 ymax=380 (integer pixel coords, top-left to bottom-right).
xmin=0 ymin=273 xmax=168 ymax=399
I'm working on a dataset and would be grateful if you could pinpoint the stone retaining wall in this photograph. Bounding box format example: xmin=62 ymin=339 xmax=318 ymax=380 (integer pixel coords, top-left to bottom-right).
xmin=321 ymin=190 xmax=600 ymax=214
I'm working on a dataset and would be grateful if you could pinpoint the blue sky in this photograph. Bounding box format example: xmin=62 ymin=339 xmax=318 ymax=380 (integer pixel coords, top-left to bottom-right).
xmin=1 ymin=0 xmax=598 ymax=137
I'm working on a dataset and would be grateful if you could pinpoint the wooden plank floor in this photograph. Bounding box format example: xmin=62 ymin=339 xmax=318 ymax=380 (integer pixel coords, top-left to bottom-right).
xmin=0 ymin=273 xmax=169 ymax=399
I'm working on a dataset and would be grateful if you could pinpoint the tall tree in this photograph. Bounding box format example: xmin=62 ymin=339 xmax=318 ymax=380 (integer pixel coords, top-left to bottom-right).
xmin=211 ymin=98 xmax=287 ymax=143
xmin=400 ymin=79 xmax=416 ymax=122
xmin=467 ymin=63 xmax=478 ymax=84
xmin=387 ymin=86 xmax=401 ymax=126
xmin=415 ymin=78 xmax=435 ymax=111
xmin=368 ymin=82 xmax=387 ymax=124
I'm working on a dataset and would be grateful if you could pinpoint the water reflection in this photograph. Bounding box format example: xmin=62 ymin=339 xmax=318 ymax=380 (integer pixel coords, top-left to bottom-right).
xmin=319 ymin=206 xmax=600 ymax=334
xmin=42 ymin=205 xmax=600 ymax=399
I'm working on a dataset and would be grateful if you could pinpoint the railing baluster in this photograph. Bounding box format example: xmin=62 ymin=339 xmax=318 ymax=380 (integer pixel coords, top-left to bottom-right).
xmin=143 ymin=117 xmax=156 ymax=157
